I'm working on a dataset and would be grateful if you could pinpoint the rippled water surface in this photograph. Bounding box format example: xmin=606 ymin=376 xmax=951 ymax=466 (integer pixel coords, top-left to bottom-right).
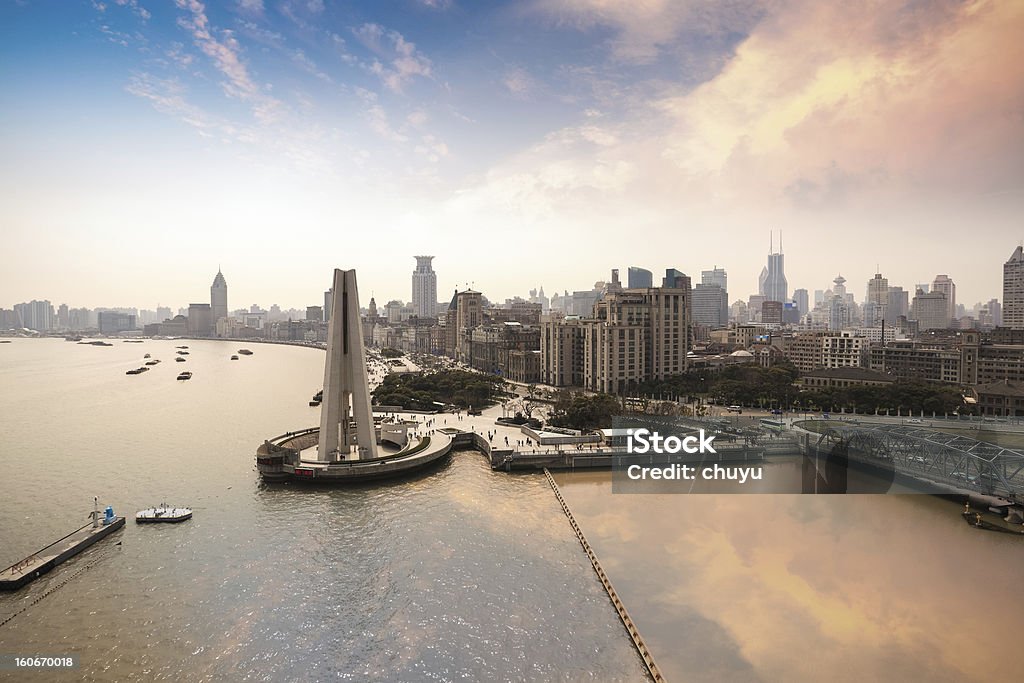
xmin=0 ymin=339 xmax=646 ymax=681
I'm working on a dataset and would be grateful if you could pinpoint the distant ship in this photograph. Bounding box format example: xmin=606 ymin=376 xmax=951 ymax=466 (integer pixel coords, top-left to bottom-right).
xmin=175 ymin=357 xmax=186 ymax=363
xmin=230 ymin=355 xmax=239 ymax=360
xmin=126 ymin=367 xmax=150 ymax=375
xmin=237 ymin=349 xmax=253 ymax=355
xmin=176 ymin=371 xmax=193 ymax=381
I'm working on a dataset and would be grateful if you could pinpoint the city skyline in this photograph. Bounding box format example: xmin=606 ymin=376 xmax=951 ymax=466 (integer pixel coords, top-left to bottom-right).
xmin=2 ymin=1 xmax=1022 ymax=308
xmin=1 ymin=249 xmax=1020 ymax=316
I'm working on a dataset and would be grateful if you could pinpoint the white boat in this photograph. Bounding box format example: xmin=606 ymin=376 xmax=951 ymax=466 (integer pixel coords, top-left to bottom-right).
xmin=135 ymin=505 xmax=193 ymax=523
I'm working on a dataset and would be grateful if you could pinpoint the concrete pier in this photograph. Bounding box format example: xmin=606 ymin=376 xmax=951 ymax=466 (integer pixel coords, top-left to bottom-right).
xmin=0 ymin=517 xmax=125 ymax=591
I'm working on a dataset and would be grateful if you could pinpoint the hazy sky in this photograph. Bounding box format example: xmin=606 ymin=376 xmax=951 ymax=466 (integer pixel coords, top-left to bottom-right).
xmin=2 ymin=0 xmax=1022 ymax=311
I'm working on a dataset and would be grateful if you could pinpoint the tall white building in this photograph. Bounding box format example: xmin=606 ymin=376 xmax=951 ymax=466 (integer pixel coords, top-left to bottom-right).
xmin=411 ymin=255 xmax=438 ymax=318
xmin=13 ymin=300 xmax=54 ymax=331
xmin=211 ymin=268 xmax=228 ymax=330
xmin=1004 ymin=246 xmax=1024 ymax=329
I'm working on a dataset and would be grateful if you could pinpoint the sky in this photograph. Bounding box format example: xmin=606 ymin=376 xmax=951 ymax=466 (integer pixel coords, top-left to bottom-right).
xmin=1 ymin=0 xmax=1022 ymax=312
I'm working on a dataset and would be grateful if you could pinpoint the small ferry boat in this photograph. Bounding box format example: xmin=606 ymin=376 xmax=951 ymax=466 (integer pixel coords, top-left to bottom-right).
xmin=175 ymin=357 xmax=187 ymax=362
xmin=177 ymin=371 xmax=193 ymax=381
xmin=230 ymin=354 xmax=239 ymax=360
xmin=126 ymin=367 xmax=150 ymax=375
xmin=238 ymin=349 xmax=253 ymax=355
xmin=135 ymin=504 xmax=192 ymax=523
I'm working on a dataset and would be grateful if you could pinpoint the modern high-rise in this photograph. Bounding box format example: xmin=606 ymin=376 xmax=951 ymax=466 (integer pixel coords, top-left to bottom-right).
xmin=662 ymin=268 xmax=690 ymax=289
xmin=13 ymin=300 xmax=54 ymax=331
xmin=692 ymin=283 xmax=729 ymax=328
xmin=759 ymin=232 xmax=788 ymax=304
xmin=912 ymin=289 xmax=950 ymax=331
xmin=792 ymin=288 xmax=809 ymax=316
xmin=1004 ymin=246 xmax=1024 ymax=329
xmin=627 ymin=266 xmax=653 ymax=289
xmin=864 ymin=272 xmax=889 ymax=326
xmin=211 ymin=268 xmax=228 ymax=330
xmin=187 ymin=303 xmax=214 ymax=337
xmin=411 ymin=256 xmax=438 ymax=318
xmin=886 ymin=287 xmax=909 ymax=325
xmin=931 ymin=274 xmax=956 ymax=322
xmin=701 ymin=267 xmax=727 ymax=291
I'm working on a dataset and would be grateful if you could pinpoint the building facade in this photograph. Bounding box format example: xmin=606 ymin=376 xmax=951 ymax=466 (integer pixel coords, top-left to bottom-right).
xmin=211 ymin=269 xmax=228 ymax=328
xmin=411 ymin=255 xmax=438 ymax=318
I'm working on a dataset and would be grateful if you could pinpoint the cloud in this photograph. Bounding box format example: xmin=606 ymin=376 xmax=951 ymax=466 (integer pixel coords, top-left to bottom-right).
xmin=466 ymin=0 xmax=1023 ymax=226
xmin=357 ymin=88 xmax=408 ymax=142
xmin=415 ymin=134 xmax=449 ymax=163
xmin=417 ymin=0 xmax=453 ymax=9
xmin=236 ymin=0 xmax=263 ymax=13
xmin=502 ymin=66 xmax=534 ymax=97
xmin=526 ymin=0 xmax=764 ymax=64
xmin=655 ymin=0 xmax=1024 ymax=206
xmin=112 ymin=0 xmax=151 ymax=21
xmin=174 ymin=0 xmax=284 ymax=122
xmin=353 ymin=23 xmax=433 ymax=92
xmin=165 ymin=42 xmax=195 ymax=68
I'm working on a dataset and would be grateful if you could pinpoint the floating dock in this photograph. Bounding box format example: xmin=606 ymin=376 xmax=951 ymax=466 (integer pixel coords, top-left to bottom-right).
xmin=0 ymin=517 xmax=125 ymax=591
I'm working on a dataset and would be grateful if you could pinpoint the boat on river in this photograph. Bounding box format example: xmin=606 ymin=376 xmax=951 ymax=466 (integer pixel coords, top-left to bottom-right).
xmin=135 ymin=505 xmax=192 ymax=523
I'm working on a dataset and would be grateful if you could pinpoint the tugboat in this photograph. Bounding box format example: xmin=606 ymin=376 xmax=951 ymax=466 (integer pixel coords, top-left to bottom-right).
xmin=135 ymin=504 xmax=192 ymax=523
xmin=176 ymin=371 xmax=193 ymax=381
xmin=238 ymin=349 xmax=253 ymax=355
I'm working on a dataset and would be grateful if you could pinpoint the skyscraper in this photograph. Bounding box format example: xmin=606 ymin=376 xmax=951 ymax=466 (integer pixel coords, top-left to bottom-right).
xmin=701 ymin=267 xmax=727 ymax=290
xmin=759 ymin=232 xmax=788 ymax=304
xmin=864 ymin=272 xmax=889 ymax=326
xmin=211 ymin=268 xmax=228 ymax=329
xmin=912 ymin=289 xmax=950 ymax=331
xmin=931 ymin=274 xmax=956 ymax=322
xmin=1003 ymin=246 xmax=1024 ymax=329
xmin=793 ymin=288 xmax=809 ymax=316
xmin=627 ymin=266 xmax=653 ymax=289
xmin=411 ymin=255 xmax=438 ymax=318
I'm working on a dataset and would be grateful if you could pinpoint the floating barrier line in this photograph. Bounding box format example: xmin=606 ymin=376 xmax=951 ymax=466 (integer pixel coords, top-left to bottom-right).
xmin=0 ymin=560 xmax=97 ymax=629
xmin=543 ymin=468 xmax=666 ymax=682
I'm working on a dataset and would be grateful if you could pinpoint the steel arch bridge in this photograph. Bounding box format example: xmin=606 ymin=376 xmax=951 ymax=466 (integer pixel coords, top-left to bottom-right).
xmin=806 ymin=423 xmax=1024 ymax=501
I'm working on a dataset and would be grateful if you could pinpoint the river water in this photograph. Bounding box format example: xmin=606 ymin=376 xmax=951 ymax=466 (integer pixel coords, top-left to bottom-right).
xmin=2 ymin=339 xmax=1021 ymax=682
xmin=0 ymin=339 xmax=646 ymax=681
